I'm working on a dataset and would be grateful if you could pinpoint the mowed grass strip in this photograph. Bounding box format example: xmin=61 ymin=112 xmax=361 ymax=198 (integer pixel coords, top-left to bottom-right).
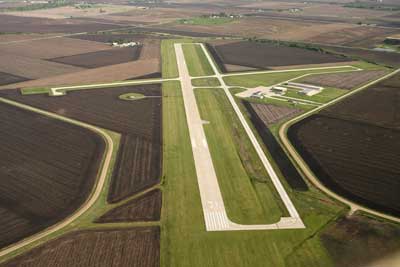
xmin=191 ymin=77 xmax=220 ymax=87
xmin=182 ymin=44 xmax=214 ymax=77
xmin=195 ymin=87 xmax=283 ymax=224
xmin=284 ymin=87 xmax=348 ymax=104
xmin=223 ymin=67 xmax=358 ymax=88
xmin=160 ymin=60 xmax=346 ymax=267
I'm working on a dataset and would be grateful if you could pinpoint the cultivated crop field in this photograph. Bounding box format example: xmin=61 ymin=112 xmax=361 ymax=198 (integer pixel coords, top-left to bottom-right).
xmin=97 ymin=189 xmax=162 ymax=223
xmin=299 ymin=69 xmax=388 ymax=90
xmin=0 ymin=14 xmax=123 ymax=33
xmin=0 ymin=102 xmax=105 ymax=249
xmin=287 ymin=61 xmax=400 ymax=219
xmin=0 ymin=72 xmax=30 ymax=86
xmin=1 ymin=84 xmax=162 ymax=203
xmin=1 ymin=227 xmax=160 ymax=267
xmin=245 ymin=102 xmax=303 ymax=125
xmin=289 ymin=114 xmax=400 ymax=216
xmin=207 ymin=41 xmax=351 ymax=72
xmin=50 ymin=46 xmax=142 ymax=69
xmin=243 ymin=101 xmax=308 ymax=191
xmin=322 ymin=74 xmax=400 ymax=128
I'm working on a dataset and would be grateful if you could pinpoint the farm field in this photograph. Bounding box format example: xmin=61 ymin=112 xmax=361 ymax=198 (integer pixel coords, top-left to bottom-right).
xmin=0 ymin=72 xmax=30 ymax=86
xmin=321 ymin=45 xmax=400 ymax=68
xmin=223 ymin=66 xmax=357 ymax=88
xmin=96 ymin=189 xmax=162 ymax=223
xmin=0 ymin=14 xmax=123 ymax=33
xmin=50 ymin=46 xmax=142 ymax=69
xmin=244 ymin=102 xmax=302 ymax=125
xmin=1 ymin=227 xmax=160 ymax=267
xmin=242 ymin=101 xmax=308 ymax=191
xmin=289 ymin=114 xmax=400 ymax=217
xmin=299 ymin=69 xmax=389 ymax=90
xmin=0 ymin=33 xmax=162 ymax=89
xmin=322 ymin=73 xmax=400 ymax=128
xmin=207 ymin=41 xmax=351 ymax=72
xmin=0 ymin=37 xmax=111 ymax=60
xmin=321 ymin=213 xmax=400 ymax=267
xmin=1 ymin=27 xmax=400 ymax=267
xmin=0 ymin=54 xmax=84 ymax=80
xmin=0 ymin=102 xmax=105 ymax=249
xmin=1 ymin=84 xmax=162 ymax=203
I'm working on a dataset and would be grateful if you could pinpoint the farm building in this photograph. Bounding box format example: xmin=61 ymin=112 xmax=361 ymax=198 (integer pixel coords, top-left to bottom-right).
xmin=271 ymin=86 xmax=287 ymax=94
xmin=251 ymin=91 xmax=265 ymax=99
xmin=287 ymin=82 xmax=324 ymax=96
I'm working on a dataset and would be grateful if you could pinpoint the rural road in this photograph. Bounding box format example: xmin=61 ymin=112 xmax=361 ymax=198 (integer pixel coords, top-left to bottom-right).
xmin=279 ymin=68 xmax=400 ymax=224
xmin=0 ymin=97 xmax=115 ymax=258
xmin=176 ymin=43 xmax=305 ymax=231
xmin=1 ymin=41 xmax=398 ymax=259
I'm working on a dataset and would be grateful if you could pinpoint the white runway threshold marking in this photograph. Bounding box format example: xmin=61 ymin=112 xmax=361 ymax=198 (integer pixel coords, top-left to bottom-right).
xmin=175 ymin=43 xmax=305 ymax=231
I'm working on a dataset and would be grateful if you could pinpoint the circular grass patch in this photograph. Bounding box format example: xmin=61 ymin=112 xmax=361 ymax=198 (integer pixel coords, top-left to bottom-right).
xmin=119 ymin=93 xmax=146 ymax=101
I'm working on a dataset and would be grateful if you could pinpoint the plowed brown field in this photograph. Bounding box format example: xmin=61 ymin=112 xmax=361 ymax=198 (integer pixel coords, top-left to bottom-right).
xmin=0 ymin=102 xmax=105 ymax=249
xmin=97 ymin=189 xmax=162 ymax=223
xmin=1 ymin=84 xmax=162 ymax=203
xmin=1 ymin=227 xmax=160 ymax=267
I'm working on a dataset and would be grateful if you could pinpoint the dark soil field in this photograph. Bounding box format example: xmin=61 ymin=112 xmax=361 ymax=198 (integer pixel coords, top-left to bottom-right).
xmin=96 ymin=189 xmax=162 ymax=223
xmin=1 ymin=227 xmax=160 ymax=267
xmin=0 ymin=14 xmax=123 ymax=33
xmin=246 ymin=102 xmax=303 ymax=125
xmin=69 ymin=34 xmax=162 ymax=44
xmin=299 ymin=70 xmax=388 ymax=90
xmin=207 ymin=41 xmax=351 ymax=72
xmin=288 ymin=114 xmax=400 ymax=216
xmin=321 ymin=214 xmax=400 ymax=267
xmin=321 ymin=45 xmax=400 ymax=68
xmin=49 ymin=47 xmax=142 ymax=68
xmin=243 ymin=101 xmax=308 ymax=191
xmin=0 ymin=102 xmax=105 ymax=249
xmin=322 ymin=73 xmax=400 ymax=129
xmin=0 ymin=72 xmax=30 ymax=86
xmin=1 ymin=84 xmax=162 ymax=203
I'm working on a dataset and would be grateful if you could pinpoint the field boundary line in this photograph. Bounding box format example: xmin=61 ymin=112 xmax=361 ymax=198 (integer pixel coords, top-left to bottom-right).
xmin=278 ymin=68 xmax=400 ymax=224
xmin=221 ymin=65 xmax=361 ymax=78
xmin=49 ymin=77 xmax=179 ymax=95
xmin=0 ymin=97 xmax=116 ymax=258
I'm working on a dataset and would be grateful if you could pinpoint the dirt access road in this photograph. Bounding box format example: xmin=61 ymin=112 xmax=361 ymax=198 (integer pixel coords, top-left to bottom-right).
xmin=279 ymin=68 xmax=400 ymax=224
xmin=0 ymin=97 xmax=115 ymax=258
xmin=175 ymin=43 xmax=305 ymax=231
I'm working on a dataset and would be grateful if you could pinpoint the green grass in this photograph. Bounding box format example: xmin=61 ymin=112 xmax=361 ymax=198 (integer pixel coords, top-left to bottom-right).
xmin=118 ymin=92 xmax=145 ymax=101
xmin=161 ymin=40 xmax=181 ymax=79
xmin=195 ymin=87 xmax=284 ymax=224
xmin=182 ymin=44 xmax=215 ymax=77
xmin=283 ymin=87 xmax=348 ymax=104
xmin=21 ymin=87 xmax=50 ymax=95
xmin=191 ymin=77 xmax=220 ymax=87
xmin=160 ymin=73 xmax=346 ymax=267
xmin=178 ymin=17 xmax=235 ymax=26
xmin=223 ymin=67 xmax=358 ymax=88
xmin=230 ymin=87 xmax=315 ymax=111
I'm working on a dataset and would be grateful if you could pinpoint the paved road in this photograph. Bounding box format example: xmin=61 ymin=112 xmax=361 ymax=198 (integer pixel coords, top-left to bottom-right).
xmin=279 ymin=68 xmax=400 ymax=224
xmin=0 ymin=97 xmax=115 ymax=258
xmin=176 ymin=43 xmax=305 ymax=230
